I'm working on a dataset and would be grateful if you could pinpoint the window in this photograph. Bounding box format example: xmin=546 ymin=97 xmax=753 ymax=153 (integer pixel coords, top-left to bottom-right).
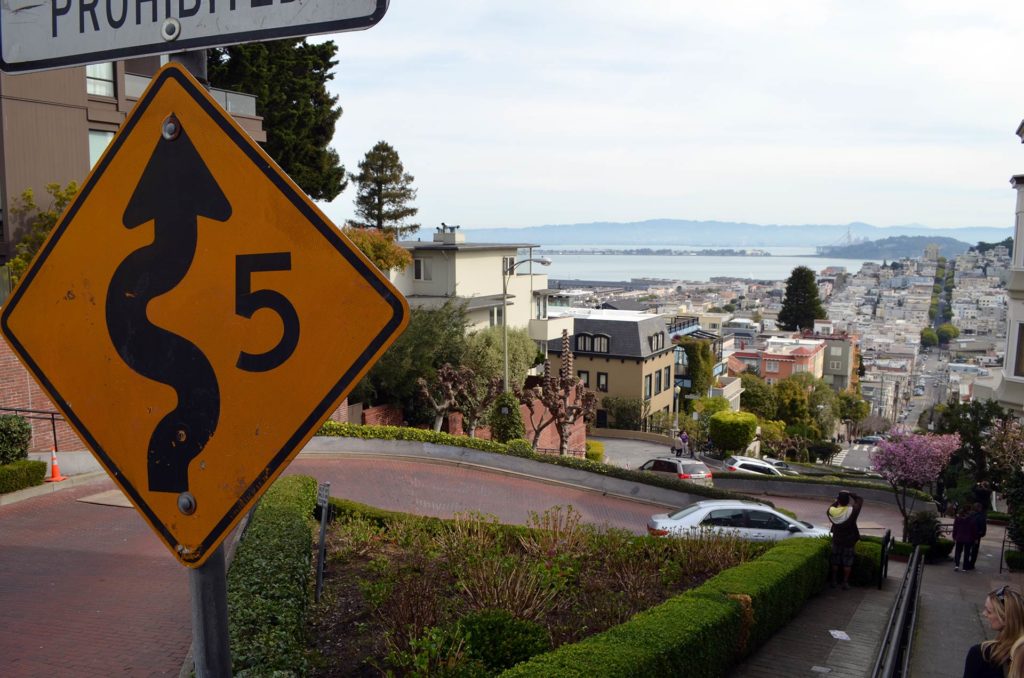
xmin=649 ymin=332 xmax=666 ymax=351
xmin=536 ymin=294 xmax=548 ymax=320
xmin=502 ymin=256 xmax=516 ymax=275
xmin=644 ymin=374 xmax=652 ymax=400
xmin=597 ymin=372 xmax=608 ymax=392
xmin=829 ymin=360 xmax=841 ymax=370
xmin=414 ymin=258 xmax=432 ymax=281
xmin=765 ymin=360 xmax=780 ymax=373
xmin=594 ymin=335 xmax=609 ymax=353
xmin=578 ymin=370 xmax=590 ymax=387
xmin=663 ymin=366 xmax=671 ymax=389
xmin=748 ymin=511 xmax=791 ymax=531
xmin=576 ymin=334 xmax=593 ymax=352
xmin=830 ymin=346 xmax=842 ymax=356
xmin=654 ymin=369 xmax=662 ymax=394
xmin=1016 ymin=323 xmax=1024 ymax=378
xmin=88 ymin=130 xmax=114 ymax=168
xmin=86 ymin=62 xmax=115 ymax=97
xmin=488 ymin=306 xmax=504 ymax=327
xmin=701 ymin=509 xmax=746 ymax=528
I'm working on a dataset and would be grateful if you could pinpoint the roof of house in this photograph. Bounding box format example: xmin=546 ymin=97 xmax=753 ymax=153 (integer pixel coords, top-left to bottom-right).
xmin=545 ymin=308 xmax=673 ymax=359
xmin=398 ymin=241 xmax=539 ymax=252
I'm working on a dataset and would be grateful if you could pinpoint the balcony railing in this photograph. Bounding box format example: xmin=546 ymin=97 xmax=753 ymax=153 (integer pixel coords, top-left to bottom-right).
xmin=125 ymin=73 xmax=257 ymax=116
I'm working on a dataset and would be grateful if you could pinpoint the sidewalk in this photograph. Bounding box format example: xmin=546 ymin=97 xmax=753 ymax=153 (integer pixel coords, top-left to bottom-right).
xmin=734 ymin=524 xmax=1024 ymax=677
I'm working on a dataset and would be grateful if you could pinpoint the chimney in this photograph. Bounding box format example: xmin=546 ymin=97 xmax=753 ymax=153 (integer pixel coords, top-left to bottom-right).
xmin=433 ymin=222 xmax=465 ymax=244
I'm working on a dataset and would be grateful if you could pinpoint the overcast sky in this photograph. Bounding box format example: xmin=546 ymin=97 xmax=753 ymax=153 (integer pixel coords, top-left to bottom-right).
xmin=313 ymin=1 xmax=1024 ymax=232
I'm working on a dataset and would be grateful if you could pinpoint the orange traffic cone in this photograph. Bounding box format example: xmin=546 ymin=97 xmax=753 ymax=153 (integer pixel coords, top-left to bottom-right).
xmin=44 ymin=447 xmax=66 ymax=482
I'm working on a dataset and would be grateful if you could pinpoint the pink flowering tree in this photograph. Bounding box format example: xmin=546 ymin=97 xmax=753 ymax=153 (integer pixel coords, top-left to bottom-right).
xmin=872 ymin=432 xmax=960 ymax=539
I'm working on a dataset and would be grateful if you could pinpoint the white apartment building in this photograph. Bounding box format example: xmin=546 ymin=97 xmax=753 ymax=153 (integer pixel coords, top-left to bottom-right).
xmin=389 ymin=224 xmax=572 ymax=345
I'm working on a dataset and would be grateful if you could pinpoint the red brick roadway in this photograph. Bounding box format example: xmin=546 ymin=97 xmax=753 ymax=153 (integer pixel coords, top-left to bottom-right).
xmin=0 ymin=476 xmax=190 ymax=678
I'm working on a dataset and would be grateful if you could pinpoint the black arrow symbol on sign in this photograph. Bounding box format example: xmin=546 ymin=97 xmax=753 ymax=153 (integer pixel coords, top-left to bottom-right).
xmin=106 ymin=117 xmax=230 ymax=494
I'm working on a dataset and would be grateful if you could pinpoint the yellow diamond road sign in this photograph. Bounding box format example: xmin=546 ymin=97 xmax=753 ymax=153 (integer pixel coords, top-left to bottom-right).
xmin=0 ymin=63 xmax=408 ymax=567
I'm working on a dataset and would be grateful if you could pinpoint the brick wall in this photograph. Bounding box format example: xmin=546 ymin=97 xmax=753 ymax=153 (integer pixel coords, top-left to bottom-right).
xmin=361 ymin=403 xmax=404 ymax=427
xmin=522 ymin=400 xmax=586 ymax=456
xmin=0 ymin=339 xmax=84 ymax=452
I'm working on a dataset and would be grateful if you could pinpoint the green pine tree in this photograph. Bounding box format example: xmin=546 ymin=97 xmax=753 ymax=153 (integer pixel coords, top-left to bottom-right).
xmin=777 ymin=266 xmax=826 ymax=331
xmin=351 ymin=141 xmax=420 ymax=238
xmin=207 ymin=39 xmax=347 ymax=201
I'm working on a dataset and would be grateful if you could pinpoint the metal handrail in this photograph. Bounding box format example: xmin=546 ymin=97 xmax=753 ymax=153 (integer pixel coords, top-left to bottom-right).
xmin=871 ymin=545 xmax=924 ymax=678
xmin=0 ymin=406 xmax=64 ymax=451
xmin=879 ymin=528 xmax=892 ymax=589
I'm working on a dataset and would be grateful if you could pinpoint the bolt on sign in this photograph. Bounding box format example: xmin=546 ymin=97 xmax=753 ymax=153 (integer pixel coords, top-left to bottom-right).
xmin=0 ymin=63 xmax=408 ymax=567
xmin=0 ymin=0 xmax=388 ymax=73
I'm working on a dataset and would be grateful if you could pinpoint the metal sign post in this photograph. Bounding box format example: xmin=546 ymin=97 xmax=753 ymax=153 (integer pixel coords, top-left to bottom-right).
xmin=189 ymin=545 xmax=232 ymax=677
xmin=315 ymin=482 xmax=331 ymax=603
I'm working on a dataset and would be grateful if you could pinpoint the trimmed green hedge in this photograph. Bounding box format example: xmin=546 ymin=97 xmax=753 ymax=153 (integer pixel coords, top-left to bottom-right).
xmin=720 ymin=470 xmax=932 ymax=502
xmin=1006 ymin=549 xmax=1024 ymax=572
xmin=317 ymin=422 xmax=770 ymax=505
xmin=228 ymin=475 xmax=317 ymax=676
xmin=501 ymin=538 xmax=830 ymax=677
xmin=850 ymin=541 xmax=882 ymax=586
xmin=0 ymin=460 xmax=47 ymax=494
xmin=0 ymin=414 xmax=31 ymax=465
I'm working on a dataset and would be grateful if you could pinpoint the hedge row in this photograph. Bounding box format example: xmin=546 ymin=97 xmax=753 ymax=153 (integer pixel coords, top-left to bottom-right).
xmin=317 ymin=422 xmax=768 ymax=505
xmin=721 ymin=470 xmax=931 ymax=502
xmin=227 ymin=474 xmax=318 ymax=676
xmin=0 ymin=460 xmax=47 ymax=494
xmin=501 ymin=538 xmax=831 ymax=677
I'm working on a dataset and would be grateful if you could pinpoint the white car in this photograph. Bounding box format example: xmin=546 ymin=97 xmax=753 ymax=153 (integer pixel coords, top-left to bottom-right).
xmin=724 ymin=455 xmax=784 ymax=476
xmin=761 ymin=456 xmax=801 ymax=476
xmin=647 ymin=499 xmax=829 ymax=541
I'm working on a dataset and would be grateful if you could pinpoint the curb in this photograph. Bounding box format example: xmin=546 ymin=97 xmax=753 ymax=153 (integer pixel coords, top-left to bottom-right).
xmin=0 ymin=471 xmax=109 ymax=507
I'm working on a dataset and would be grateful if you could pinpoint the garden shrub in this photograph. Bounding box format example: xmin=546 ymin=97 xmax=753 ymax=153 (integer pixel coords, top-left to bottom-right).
xmin=0 ymin=414 xmax=31 ymax=465
xmin=1005 ymin=550 xmax=1024 ymax=572
xmin=490 ymin=392 xmax=526 ymax=443
xmin=906 ymin=511 xmax=940 ymax=548
xmin=228 ymin=474 xmax=317 ymax=676
xmin=708 ymin=411 xmax=757 ymax=452
xmin=849 ymin=541 xmax=881 ymax=586
xmin=505 ymin=438 xmax=534 ymax=458
xmin=585 ymin=440 xmax=605 ymax=463
xmin=457 ymin=609 xmax=550 ymax=672
xmin=0 ymin=459 xmax=47 ymax=494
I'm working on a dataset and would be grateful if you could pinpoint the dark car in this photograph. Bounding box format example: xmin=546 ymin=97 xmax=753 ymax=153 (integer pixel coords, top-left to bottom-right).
xmin=855 ymin=435 xmax=883 ymax=445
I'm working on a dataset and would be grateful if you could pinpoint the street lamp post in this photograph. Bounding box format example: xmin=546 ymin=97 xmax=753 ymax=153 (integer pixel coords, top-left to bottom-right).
xmin=502 ymin=256 xmax=551 ymax=392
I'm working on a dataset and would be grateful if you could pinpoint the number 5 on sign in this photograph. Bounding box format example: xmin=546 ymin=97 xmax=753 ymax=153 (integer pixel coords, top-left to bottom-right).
xmin=0 ymin=63 xmax=408 ymax=568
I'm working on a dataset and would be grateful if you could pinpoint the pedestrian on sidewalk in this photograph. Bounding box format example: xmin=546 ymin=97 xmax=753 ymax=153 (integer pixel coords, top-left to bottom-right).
xmin=953 ymin=505 xmax=979 ymax=572
xmin=827 ymin=490 xmax=863 ymax=590
xmin=966 ymin=502 xmax=988 ymax=572
xmin=963 ymin=585 xmax=1024 ymax=678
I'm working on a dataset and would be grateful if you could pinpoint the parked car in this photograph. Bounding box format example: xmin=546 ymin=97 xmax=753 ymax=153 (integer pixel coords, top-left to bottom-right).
xmin=647 ymin=499 xmax=829 ymax=541
xmin=723 ymin=455 xmax=784 ymax=476
xmin=761 ymin=456 xmax=800 ymax=476
xmin=855 ymin=435 xmax=884 ymax=445
xmin=637 ymin=457 xmax=714 ymax=487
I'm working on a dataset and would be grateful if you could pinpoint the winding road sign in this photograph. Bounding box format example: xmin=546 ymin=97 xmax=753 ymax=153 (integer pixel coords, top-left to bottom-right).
xmin=1 ymin=0 xmax=389 ymax=73
xmin=0 ymin=63 xmax=408 ymax=567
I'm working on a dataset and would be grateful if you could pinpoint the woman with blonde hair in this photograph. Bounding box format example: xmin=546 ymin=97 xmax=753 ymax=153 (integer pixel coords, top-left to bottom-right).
xmin=963 ymin=585 xmax=1024 ymax=677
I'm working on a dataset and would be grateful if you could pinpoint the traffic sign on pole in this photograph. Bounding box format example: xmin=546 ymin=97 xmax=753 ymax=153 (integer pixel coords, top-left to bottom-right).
xmin=0 ymin=62 xmax=408 ymax=567
xmin=0 ymin=0 xmax=388 ymax=73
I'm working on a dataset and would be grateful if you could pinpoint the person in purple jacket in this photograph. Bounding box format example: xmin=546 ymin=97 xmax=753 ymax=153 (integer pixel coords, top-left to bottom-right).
xmin=954 ymin=505 xmax=979 ymax=572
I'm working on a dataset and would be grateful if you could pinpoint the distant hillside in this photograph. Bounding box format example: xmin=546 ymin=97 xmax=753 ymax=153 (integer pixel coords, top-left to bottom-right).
xmin=816 ymin=235 xmax=971 ymax=260
xmin=463 ymin=219 xmax=1010 ymax=248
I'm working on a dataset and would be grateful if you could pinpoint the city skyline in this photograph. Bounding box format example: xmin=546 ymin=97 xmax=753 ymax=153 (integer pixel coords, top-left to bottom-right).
xmin=313 ymin=1 xmax=1024 ymax=233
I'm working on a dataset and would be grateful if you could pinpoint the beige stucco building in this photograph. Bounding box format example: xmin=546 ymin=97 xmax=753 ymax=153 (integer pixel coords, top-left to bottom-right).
xmin=545 ymin=308 xmax=676 ymax=428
